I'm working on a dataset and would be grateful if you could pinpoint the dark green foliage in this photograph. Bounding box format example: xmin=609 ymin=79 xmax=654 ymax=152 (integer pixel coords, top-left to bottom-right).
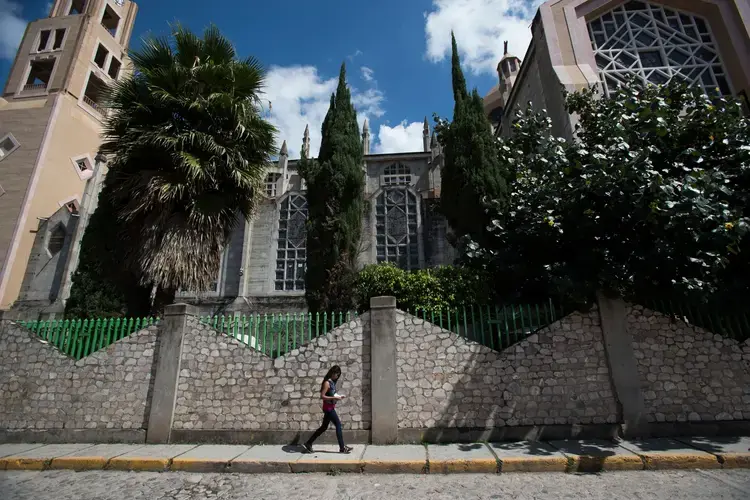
xmin=65 ymin=178 xmax=152 ymax=318
xmin=298 ymin=63 xmax=365 ymax=312
xmin=467 ymin=80 xmax=750 ymax=303
xmin=435 ymin=33 xmax=510 ymax=244
xmin=355 ymin=263 xmax=491 ymax=313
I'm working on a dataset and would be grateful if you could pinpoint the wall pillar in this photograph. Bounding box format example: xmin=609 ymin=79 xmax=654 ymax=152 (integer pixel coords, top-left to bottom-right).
xmin=146 ymin=303 xmax=198 ymax=444
xmin=596 ymin=292 xmax=647 ymax=437
xmin=369 ymin=296 xmax=398 ymax=444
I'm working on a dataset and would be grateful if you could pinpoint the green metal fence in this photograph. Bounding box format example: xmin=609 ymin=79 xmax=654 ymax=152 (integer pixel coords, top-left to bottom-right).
xmin=199 ymin=311 xmax=359 ymax=358
xmin=200 ymin=303 xmax=559 ymax=357
xmin=639 ymin=297 xmax=750 ymax=343
xmin=409 ymin=300 xmax=560 ymax=352
xmin=17 ymin=317 xmax=160 ymax=360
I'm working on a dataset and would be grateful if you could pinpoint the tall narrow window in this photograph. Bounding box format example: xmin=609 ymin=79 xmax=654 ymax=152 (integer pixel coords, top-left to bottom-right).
xmin=101 ymin=5 xmax=120 ymax=37
xmin=376 ymin=188 xmax=419 ymax=270
xmin=69 ymin=0 xmax=86 ymax=15
xmin=52 ymin=29 xmax=66 ymax=50
xmin=108 ymin=57 xmax=121 ymax=79
xmin=588 ymin=0 xmax=732 ymax=96
xmin=94 ymin=44 xmax=108 ymax=68
xmin=37 ymin=30 xmax=51 ymax=52
xmin=275 ymin=194 xmax=307 ymax=291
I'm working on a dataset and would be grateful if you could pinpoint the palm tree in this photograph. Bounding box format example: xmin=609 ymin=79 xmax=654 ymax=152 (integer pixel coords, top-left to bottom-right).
xmin=101 ymin=25 xmax=276 ymax=304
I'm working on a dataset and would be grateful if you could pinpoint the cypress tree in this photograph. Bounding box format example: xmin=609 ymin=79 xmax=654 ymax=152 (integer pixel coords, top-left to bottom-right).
xmin=436 ymin=32 xmax=509 ymax=244
xmin=298 ymin=63 xmax=365 ymax=312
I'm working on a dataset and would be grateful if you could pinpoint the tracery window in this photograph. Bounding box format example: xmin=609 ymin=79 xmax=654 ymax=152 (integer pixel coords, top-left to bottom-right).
xmin=376 ymin=188 xmax=418 ymax=270
xmin=382 ymin=163 xmax=411 ymax=186
xmin=275 ymin=194 xmax=307 ymax=291
xmin=588 ymin=1 xmax=732 ymax=97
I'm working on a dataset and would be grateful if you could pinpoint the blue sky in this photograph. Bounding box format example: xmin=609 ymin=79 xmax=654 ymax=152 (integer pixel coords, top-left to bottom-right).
xmin=1 ymin=0 xmax=541 ymax=156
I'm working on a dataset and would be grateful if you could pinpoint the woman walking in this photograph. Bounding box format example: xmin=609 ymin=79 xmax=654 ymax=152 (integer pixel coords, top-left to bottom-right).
xmin=302 ymin=365 xmax=353 ymax=454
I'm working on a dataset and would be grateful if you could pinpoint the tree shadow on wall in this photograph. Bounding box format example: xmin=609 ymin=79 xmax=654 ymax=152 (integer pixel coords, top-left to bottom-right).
xmin=413 ymin=312 xmax=617 ymax=448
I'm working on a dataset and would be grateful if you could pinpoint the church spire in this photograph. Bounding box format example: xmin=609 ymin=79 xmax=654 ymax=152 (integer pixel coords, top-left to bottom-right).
xmin=302 ymin=124 xmax=310 ymax=158
xmin=362 ymin=118 xmax=370 ymax=155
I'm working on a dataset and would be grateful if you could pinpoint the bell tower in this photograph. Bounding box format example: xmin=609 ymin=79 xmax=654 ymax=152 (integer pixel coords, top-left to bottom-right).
xmin=0 ymin=1 xmax=139 ymax=312
xmin=497 ymin=41 xmax=521 ymax=109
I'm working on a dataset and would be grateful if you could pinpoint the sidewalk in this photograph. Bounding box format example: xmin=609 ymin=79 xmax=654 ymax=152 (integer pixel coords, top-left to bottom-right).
xmin=1 ymin=437 xmax=748 ymax=474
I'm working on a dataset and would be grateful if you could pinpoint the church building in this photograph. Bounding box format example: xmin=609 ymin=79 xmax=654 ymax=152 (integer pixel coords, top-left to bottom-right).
xmin=174 ymin=120 xmax=455 ymax=314
xmin=484 ymin=0 xmax=749 ymax=138
xmin=2 ymin=0 xmax=749 ymax=318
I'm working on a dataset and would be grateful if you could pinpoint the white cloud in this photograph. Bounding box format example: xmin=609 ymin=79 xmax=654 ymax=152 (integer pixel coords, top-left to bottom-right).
xmin=424 ymin=0 xmax=543 ymax=75
xmin=263 ymin=65 xmax=385 ymax=159
xmin=375 ymin=121 xmax=425 ymax=154
xmin=0 ymin=0 xmax=28 ymax=60
xmin=361 ymin=66 xmax=375 ymax=83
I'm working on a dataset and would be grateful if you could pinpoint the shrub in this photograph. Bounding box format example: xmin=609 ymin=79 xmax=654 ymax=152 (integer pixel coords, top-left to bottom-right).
xmin=355 ymin=263 xmax=490 ymax=312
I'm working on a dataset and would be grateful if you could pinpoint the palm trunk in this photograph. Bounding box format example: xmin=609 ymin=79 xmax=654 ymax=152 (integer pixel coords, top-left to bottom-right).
xmin=150 ymin=284 xmax=177 ymax=316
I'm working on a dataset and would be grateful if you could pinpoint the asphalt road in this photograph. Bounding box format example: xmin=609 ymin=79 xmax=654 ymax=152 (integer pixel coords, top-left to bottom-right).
xmin=1 ymin=470 xmax=749 ymax=499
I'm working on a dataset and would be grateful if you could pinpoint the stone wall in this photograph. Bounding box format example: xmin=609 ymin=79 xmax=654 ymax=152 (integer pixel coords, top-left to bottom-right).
xmin=0 ymin=321 xmax=158 ymax=432
xmin=395 ymin=310 xmax=619 ymax=429
xmin=172 ymin=315 xmax=371 ymax=432
xmin=628 ymin=305 xmax=750 ymax=423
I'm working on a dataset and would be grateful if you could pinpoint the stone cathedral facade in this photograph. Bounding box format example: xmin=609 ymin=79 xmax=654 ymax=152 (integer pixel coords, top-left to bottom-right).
xmin=171 ymin=119 xmax=455 ymax=315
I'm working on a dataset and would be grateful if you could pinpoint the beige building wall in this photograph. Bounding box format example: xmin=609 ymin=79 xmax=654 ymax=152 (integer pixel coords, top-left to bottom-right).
xmin=0 ymin=99 xmax=53 ymax=274
xmin=0 ymin=0 xmax=138 ymax=309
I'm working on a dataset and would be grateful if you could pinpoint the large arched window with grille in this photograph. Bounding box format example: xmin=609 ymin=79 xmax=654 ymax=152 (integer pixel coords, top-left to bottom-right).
xmin=375 ymin=188 xmax=419 ymax=270
xmin=587 ymin=1 xmax=731 ymax=97
xmin=275 ymin=194 xmax=307 ymax=291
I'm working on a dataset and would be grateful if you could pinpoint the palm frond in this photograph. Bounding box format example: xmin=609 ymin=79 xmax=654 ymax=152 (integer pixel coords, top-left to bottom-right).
xmin=101 ymin=26 xmax=277 ymax=292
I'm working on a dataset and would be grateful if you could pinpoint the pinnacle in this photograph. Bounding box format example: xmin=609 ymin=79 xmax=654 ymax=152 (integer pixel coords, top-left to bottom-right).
xmin=280 ymin=140 xmax=288 ymax=156
xmin=303 ymin=124 xmax=310 ymax=138
xmin=423 ymin=117 xmax=429 ymax=132
xmin=363 ymin=118 xmax=369 ymax=132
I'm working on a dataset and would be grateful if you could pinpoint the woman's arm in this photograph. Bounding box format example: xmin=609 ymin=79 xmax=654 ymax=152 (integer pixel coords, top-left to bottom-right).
xmin=320 ymin=381 xmax=340 ymax=401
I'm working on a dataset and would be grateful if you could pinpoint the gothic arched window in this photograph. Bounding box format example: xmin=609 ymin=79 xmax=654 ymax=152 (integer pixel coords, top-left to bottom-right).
xmin=275 ymin=194 xmax=307 ymax=291
xmin=382 ymin=163 xmax=411 ymax=186
xmin=376 ymin=188 xmax=418 ymax=270
xmin=588 ymin=1 xmax=731 ymax=97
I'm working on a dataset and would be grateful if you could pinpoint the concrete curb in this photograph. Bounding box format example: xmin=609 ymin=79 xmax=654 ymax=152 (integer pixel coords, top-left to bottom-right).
xmin=4 ymin=455 xmax=747 ymax=473
xmin=1 ymin=444 xmax=748 ymax=474
xmin=641 ymin=453 xmax=721 ymax=470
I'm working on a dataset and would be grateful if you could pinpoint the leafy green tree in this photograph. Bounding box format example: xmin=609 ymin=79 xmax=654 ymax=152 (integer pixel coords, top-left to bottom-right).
xmin=70 ymin=25 xmax=277 ymax=313
xmin=468 ymin=81 xmax=750 ymax=303
xmin=297 ymin=63 xmax=365 ymax=312
xmin=435 ymin=33 xmax=509 ymax=245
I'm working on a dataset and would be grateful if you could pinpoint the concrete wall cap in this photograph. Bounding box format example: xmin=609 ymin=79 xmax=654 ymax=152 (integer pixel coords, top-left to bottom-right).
xmin=163 ymin=303 xmax=200 ymax=317
xmin=370 ymin=296 xmax=396 ymax=309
